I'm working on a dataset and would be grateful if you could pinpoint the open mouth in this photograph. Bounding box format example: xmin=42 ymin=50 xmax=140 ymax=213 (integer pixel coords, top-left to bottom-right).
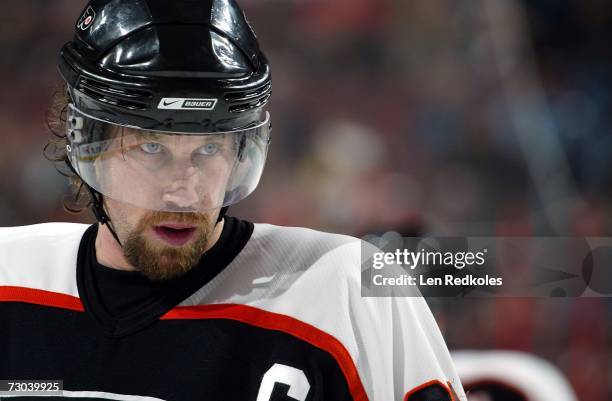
xmin=153 ymin=224 xmax=198 ymax=246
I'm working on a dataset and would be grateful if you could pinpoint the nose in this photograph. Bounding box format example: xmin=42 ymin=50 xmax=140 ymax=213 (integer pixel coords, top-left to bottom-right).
xmin=162 ymin=165 xmax=200 ymax=209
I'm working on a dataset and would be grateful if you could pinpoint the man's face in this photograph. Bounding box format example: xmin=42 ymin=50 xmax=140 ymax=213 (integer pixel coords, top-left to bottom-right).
xmin=88 ymin=128 xmax=236 ymax=281
xmin=104 ymin=197 xmax=220 ymax=281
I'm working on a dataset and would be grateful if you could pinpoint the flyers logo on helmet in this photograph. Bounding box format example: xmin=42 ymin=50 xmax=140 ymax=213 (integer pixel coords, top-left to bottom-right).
xmin=77 ymin=6 xmax=96 ymax=31
xmin=404 ymin=379 xmax=461 ymax=401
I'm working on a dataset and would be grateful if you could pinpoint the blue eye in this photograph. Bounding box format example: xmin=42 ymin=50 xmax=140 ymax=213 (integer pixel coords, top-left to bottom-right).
xmin=197 ymin=143 xmax=219 ymax=156
xmin=140 ymin=142 xmax=163 ymax=154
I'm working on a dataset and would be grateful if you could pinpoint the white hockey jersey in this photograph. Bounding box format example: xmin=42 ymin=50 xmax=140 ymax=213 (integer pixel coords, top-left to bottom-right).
xmin=0 ymin=218 xmax=465 ymax=401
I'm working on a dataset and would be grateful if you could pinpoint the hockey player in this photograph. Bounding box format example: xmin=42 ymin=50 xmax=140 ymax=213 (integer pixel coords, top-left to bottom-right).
xmin=0 ymin=1 xmax=465 ymax=400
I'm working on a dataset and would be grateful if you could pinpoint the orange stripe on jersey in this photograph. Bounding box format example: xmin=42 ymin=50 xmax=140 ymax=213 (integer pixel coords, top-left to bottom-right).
xmin=161 ymin=303 xmax=370 ymax=401
xmin=0 ymin=286 xmax=84 ymax=312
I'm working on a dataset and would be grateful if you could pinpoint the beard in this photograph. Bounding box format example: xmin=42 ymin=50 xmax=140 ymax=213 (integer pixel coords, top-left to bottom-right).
xmin=122 ymin=211 xmax=214 ymax=282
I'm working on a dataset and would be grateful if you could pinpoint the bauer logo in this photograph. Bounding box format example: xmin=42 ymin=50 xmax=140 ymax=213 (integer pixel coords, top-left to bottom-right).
xmin=158 ymin=98 xmax=218 ymax=110
xmin=77 ymin=6 xmax=96 ymax=31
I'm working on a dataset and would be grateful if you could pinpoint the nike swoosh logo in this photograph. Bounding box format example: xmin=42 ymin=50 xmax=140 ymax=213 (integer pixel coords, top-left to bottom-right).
xmin=163 ymin=100 xmax=181 ymax=106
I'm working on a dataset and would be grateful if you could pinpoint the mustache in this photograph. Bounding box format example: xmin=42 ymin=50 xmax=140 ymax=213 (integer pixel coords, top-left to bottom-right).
xmin=139 ymin=211 xmax=210 ymax=227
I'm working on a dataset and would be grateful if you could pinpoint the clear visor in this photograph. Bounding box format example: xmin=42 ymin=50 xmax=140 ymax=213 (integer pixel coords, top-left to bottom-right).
xmin=66 ymin=104 xmax=271 ymax=212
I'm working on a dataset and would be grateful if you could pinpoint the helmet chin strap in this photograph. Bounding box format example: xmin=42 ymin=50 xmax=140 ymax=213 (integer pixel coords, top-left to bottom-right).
xmin=63 ymin=159 xmax=123 ymax=246
xmin=85 ymin=185 xmax=124 ymax=247
xmin=217 ymin=206 xmax=229 ymax=223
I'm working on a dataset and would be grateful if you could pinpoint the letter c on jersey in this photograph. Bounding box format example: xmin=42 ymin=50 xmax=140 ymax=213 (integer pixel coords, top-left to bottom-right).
xmin=256 ymin=363 xmax=311 ymax=401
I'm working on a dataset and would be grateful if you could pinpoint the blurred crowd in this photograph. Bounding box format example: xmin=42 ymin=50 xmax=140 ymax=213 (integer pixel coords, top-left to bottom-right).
xmin=0 ymin=1 xmax=610 ymax=400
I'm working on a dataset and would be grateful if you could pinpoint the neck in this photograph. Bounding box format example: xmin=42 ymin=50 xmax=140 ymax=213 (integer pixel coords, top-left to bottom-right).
xmin=94 ymin=220 xmax=225 ymax=271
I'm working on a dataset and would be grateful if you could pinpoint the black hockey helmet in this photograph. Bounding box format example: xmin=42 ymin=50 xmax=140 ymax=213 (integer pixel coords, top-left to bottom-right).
xmin=58 ymin=0 xmax=272 ymax=216
xmin=59 ymin=0 xmax=271 ymax=132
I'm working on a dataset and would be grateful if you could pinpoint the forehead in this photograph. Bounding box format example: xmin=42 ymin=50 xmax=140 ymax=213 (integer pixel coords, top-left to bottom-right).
xmin=120 ymin=127 xmax=231 ymax=143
